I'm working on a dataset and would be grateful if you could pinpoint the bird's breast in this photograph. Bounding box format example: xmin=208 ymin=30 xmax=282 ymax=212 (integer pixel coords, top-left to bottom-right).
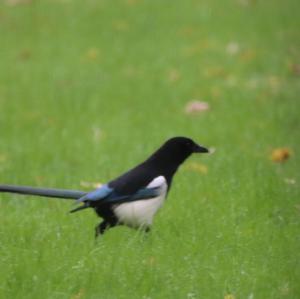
xmin=113 ymin=176 xmax=167 ymax=229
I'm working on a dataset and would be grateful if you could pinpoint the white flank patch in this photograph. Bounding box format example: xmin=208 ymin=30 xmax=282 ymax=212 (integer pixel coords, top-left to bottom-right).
xmin=113 ymin=176 xmax=167 ymax=229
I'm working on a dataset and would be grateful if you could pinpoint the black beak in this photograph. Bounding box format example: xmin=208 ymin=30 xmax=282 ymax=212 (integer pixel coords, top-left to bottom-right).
xmin=193 ymin=143 xmax=209 ymax=153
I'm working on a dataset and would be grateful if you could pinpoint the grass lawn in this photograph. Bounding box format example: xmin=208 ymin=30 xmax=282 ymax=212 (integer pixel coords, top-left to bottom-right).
xmin=0 ymin=0 xmax=300 ymax=298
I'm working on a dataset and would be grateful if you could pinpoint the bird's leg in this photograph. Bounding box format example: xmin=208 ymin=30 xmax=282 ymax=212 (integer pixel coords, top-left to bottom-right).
xmin=95 ymin=221 xmax=109 ymax=238
xmin=137 ymin=225 xmax=151 ymax=236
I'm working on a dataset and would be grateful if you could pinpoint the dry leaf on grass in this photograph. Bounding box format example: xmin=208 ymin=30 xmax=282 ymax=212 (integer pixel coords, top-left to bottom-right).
xmin=270 ymin=148 xmax=291 ymax=163
xmin=185 ymin=101 xmax=210 ymax=115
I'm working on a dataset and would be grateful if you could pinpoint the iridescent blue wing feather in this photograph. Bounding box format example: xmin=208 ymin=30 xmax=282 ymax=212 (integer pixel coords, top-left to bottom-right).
xmin=70 ymin=184 xmax=162 ymax=213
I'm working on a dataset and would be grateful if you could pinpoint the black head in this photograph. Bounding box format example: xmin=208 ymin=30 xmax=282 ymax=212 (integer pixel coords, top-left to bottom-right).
xmin=148 ymin=136 xmax=209 ymax=168
xmin=163 ymin=136 xmax=209 ymax=156
xmin=164 ymin=136 xmax=209 ymax=153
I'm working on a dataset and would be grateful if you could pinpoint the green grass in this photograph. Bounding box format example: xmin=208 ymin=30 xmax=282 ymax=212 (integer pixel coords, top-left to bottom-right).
xmin=0 ymin=0 xmax=300 ymax=298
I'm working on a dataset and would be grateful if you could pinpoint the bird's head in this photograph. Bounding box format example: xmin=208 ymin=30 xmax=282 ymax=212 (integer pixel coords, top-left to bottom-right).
xmin=148 ymin=136 xmax=209 ymax=168
xmin=163 ymin=136 xmax=209 ymax=156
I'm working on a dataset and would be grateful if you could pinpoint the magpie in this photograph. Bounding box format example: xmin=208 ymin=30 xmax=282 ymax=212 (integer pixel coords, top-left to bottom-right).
xmin=0 ymin=137 xmax=209 ymax=236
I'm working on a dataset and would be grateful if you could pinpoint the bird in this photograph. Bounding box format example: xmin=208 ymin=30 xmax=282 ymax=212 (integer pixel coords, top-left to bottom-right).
xmin=0 ymin=137 xmax=209 ymax=237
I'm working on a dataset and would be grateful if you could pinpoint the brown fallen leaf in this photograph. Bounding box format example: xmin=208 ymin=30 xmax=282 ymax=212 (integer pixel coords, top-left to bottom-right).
xmin=270 ymin=148 xmax=291 ymax=163
xmin=185 ymin=100 xmax=210 ymax=115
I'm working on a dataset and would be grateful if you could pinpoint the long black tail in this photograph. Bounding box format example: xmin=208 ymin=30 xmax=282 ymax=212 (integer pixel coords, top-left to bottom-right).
xmin=0 ymin=185 xmax=87 ymax=200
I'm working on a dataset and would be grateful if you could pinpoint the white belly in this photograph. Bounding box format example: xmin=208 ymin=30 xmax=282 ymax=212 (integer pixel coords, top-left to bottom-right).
xmin=113 ymin=176 xmax=167 ymax=229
